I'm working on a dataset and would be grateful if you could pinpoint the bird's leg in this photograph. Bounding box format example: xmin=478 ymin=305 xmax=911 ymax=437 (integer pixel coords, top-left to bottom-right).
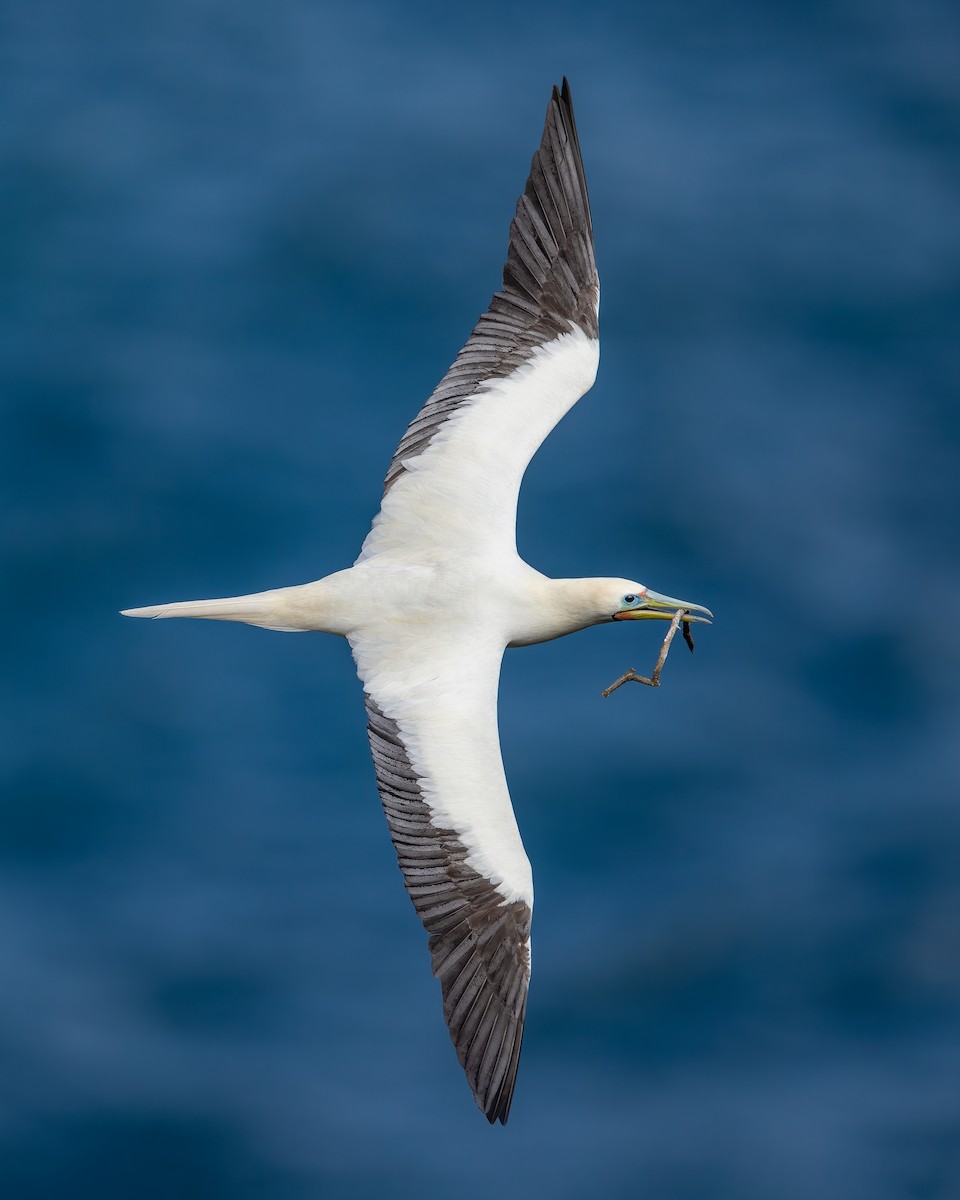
xmin=601 ymin=608 xmax=686 ymax=697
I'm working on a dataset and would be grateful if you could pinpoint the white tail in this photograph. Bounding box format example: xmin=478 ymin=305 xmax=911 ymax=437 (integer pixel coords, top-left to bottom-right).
xmin=120 ymin=588 xmax=306 ymax=632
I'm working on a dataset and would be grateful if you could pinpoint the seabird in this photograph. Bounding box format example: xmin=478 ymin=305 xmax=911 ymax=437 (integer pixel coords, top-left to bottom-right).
xmin=122 ymin=79 xmax=711 ymax=1124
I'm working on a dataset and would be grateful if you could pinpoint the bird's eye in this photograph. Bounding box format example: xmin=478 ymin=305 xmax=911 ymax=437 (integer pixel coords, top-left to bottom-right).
xmin=623 ymin=594 xmax=637 ymax=605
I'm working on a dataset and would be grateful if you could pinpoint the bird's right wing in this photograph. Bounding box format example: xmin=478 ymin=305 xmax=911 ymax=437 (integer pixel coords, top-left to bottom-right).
xmin=358 ymin=78 xmax=599 ymax=563
xmin=351 ymin=628 xmax=532 ymax=1124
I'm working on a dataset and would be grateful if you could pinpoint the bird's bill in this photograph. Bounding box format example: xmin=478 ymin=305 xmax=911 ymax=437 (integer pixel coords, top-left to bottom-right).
xmin=612 ymin=589 xmax=713 ymax=623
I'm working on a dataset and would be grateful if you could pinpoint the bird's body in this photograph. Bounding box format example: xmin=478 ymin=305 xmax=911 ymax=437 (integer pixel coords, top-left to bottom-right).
xmin=122 ymin=80 xmax=710 ymax=1123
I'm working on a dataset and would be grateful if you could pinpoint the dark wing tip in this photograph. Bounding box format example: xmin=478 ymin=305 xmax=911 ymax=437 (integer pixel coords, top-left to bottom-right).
xmin=482 ymin=996 xmax=526 ymax=1124
xmin=435 ymin=900 xmax=531 ymax=1125
xmin=547 ymin=75 xmax=593 ymax=242
xmin=491 ymin=77 xmax=598 ymax=338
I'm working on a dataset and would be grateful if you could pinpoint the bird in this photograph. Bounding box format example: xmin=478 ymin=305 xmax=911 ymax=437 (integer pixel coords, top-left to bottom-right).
xmin=121 ymin=79 xmax=711 ymax=1124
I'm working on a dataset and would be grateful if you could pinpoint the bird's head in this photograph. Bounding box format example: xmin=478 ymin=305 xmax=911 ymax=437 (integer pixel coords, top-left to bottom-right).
xmin=523 ymin=577 xmax=713 ymax=646
xmin=608 ymin=581 xmax=713 ymax=626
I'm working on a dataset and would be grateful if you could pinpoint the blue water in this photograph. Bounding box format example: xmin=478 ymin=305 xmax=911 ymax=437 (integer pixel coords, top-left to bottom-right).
xmin=3 ymin=2 xmax=959 ymax=1196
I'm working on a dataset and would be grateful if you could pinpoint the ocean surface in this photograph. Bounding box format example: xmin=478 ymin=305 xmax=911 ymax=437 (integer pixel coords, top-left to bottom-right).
xmin=2 ymin=2 xmax=959 ymax=1196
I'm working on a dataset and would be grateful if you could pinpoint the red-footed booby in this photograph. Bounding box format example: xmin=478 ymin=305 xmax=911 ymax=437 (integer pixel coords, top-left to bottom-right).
xmin=122 ymin=79 xmax=711 ymax=1124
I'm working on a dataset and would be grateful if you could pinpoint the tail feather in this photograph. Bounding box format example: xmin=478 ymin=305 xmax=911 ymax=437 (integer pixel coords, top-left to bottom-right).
xmin=120 ymin=590 xmax=305 ymax=631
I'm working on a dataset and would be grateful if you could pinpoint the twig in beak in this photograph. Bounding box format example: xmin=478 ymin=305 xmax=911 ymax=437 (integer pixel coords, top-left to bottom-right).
xmin=601 ymin=608 xmax=686 ymax=697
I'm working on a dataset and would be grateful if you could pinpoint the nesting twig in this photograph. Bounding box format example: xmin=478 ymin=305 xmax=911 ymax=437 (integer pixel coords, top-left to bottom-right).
xmin=601 ymin=608 xmax=690 ymax=697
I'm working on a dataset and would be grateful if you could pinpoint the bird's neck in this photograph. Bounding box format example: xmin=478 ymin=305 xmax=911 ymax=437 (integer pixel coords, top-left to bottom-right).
xmin=508 ymin=575 xmax=612 ymax=646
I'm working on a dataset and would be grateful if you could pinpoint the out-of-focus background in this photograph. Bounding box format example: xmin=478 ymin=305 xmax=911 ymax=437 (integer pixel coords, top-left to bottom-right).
xmin=2 ymin=2 xmax=959 ymax=1196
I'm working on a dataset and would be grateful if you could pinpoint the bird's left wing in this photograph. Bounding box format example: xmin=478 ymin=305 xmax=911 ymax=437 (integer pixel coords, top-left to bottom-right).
xmin=351 ymin=628 xmax=532 ymax=1123
xmin=358 ymin=79 xmax=599 ymax=563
